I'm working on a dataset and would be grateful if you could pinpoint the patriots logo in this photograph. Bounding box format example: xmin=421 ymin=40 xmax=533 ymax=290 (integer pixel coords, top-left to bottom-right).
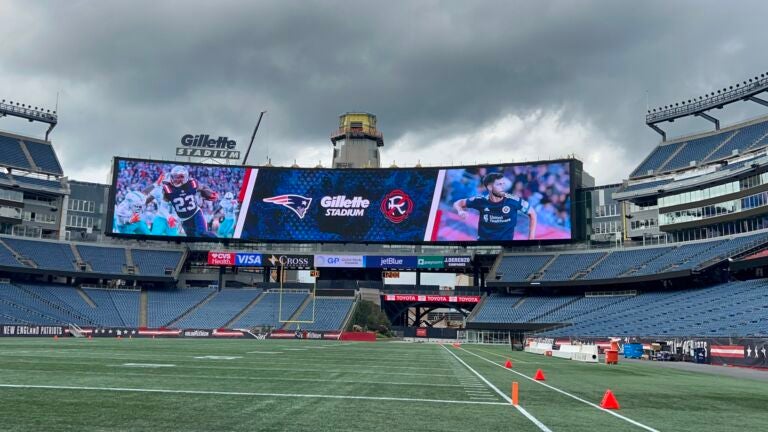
xmin=263 ymin=195 xmax=312 ymax=219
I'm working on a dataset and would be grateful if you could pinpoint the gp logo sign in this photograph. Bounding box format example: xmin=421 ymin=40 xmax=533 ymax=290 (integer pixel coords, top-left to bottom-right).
xmin=314 ymin=254 xmax=364 ymax=268
xmin=207 ymin=252 xmax=235 ymax=266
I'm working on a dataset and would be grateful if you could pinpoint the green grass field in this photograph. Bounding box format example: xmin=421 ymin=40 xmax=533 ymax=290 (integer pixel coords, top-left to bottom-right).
xmin=0 ymin=338 xmax=765 ymax=431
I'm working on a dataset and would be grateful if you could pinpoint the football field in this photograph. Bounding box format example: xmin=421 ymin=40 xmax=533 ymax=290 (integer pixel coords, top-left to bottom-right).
xmin=0 ymin=338 xmax=765 ymax=431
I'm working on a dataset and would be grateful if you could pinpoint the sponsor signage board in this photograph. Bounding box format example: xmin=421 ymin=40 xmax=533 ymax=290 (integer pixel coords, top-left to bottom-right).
xmin=207 ymin=252 xmax=236 ymax=266
xmin=383 ymin=294 xmax=481 ymax=303
xmin=264 ymin=254 xmax=313 ymax=268
xmin=443 ymin=256 xmax=472 ymax=268
xmin=367 ymin=255 xmax=417 ymax=269
xmin=314 ymin=254 xmax=365 ymax=268
xmin=417 ymin=255 xmax=444 ymax=269
xmin=176 ymin=134 xmax=240 ymax=159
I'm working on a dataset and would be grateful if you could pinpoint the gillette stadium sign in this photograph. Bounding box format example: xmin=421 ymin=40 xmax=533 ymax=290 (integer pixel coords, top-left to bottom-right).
xmin=176 ymin=134 xmax=240 ymax=159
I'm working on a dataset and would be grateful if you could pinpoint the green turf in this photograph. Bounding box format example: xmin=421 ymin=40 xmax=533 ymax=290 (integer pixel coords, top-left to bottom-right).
xmin=0 ymin=338 xmax=764 ymax=431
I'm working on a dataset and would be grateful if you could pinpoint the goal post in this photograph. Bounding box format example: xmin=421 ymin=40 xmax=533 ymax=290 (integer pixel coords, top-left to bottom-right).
xmin=278 ymin=266 xmax=317 ymax=328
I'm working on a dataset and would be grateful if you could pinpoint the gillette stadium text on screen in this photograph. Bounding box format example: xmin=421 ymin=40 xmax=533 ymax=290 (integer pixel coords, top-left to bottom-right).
xmin=108 ymin=157 xmax=577 ymax=244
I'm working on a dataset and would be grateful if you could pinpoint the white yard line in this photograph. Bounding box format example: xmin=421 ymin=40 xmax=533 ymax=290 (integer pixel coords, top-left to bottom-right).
xmin=441 ymin=345 xmax=552 ymax=432
xmin=0 ymin=383 xmax=510 ymax=406
xmin=0 ymin=357 xmax=455 ymax=377
xmin=459 ymin=347 xmax=661 ymax=432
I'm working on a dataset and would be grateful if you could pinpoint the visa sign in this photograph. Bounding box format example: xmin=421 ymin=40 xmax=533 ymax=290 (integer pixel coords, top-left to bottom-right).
xmin=207 ymin=252 xmax=235 ymax=266
xmin=235 ymin=253 xmax=263 ymax=267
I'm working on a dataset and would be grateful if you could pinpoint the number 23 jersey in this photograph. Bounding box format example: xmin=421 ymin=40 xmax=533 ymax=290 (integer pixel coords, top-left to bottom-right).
xmin=163 ymin=180 xmax=201 ymax=220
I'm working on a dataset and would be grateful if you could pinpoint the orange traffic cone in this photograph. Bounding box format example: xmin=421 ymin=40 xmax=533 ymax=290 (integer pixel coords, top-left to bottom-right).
xmin=87 ymin=335 xmax=92 ymax=340
xmin=600 ymin=390 xmax=620 ymax=410
xmin=53 ymin=335 xmax=58 ymax=341
xmin=533 ymin=369 xmax=546 ymax=381
xmin=504 ymin=359 xmax=513 ymax=369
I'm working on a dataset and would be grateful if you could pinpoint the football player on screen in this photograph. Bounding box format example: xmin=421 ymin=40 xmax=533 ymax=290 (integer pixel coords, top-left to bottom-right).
xmin=216 ymin=192 xmax=238 ymax=238
xmin=161 ymin=165 xmax=218 ymax=238
xmin=114 ymin=190 xmax=151 ymax=235
xmin=144 ymin=173 xmax=180 ymax=236
xmin=453 ymin=172 xmax=537 ymax=241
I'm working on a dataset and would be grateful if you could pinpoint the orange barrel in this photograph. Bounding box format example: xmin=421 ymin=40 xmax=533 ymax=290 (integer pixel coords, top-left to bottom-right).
xmin=605 ymin=350 xmax=619 ymax=365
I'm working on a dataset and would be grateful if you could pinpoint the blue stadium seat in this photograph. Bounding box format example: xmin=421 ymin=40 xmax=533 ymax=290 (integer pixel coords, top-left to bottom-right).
xmin=22 ymin=140 xmax=63 ymax=175
xmin=538 ymin=252 xmax=605 ymax=281
xmin=471 ymin=279 xmax=768 ymax=337
xmin=659 ymin=132 xmax=732 ymax=172
xmin=147 ymin=288 xmax=215 ymax=327
xmin=3 ymin=238 xmax=76 ymax=272
xmin=174 ymin=289 xmax=262 ymax=329
xmin=630 ymin=143 xmax=681 ymax=177
xmin=0 ymin=135 xmax=32 ymax=170
xmin=704 ymin=120 xmax=768 ymax=162
xmin=496 ymin=255 xmax=554 ymax=282
xmin=231 ymin=292 xmax=308 ymax=328
xmin=131 ymin=249 xmax=183 ymax=276
xmin=290 ymin=297 xmax=355 ymax=331
xmin=78 ymin=245 xmax=127 ymax=274
xmin=82 ymin=288 xmax=140 ymax=327
xmin=0 ymin=242 xmax=27 ymax=268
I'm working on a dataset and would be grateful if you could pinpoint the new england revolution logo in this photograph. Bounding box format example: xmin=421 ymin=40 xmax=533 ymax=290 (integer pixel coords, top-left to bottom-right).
xmin=380 ymin=189 xmax=413 ymax=223
xmin=263 ymin=195 xmax=312 ymax=219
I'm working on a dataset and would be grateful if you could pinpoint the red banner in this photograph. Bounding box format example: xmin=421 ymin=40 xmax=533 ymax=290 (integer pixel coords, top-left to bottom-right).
xmin=383 ymin=294 xmax=481 ymax=303
xmin=416 ymin=328 xmax=427 ymax=337
xmin=207 ymin=252 xmax=235 ymax=266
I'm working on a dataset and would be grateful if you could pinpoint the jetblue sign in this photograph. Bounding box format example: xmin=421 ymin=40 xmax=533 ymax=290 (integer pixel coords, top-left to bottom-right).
xmin=367 ymin=255 xmax=417 ymax=269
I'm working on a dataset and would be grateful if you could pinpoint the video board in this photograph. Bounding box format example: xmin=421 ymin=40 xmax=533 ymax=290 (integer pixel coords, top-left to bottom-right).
xmin=108 ymin=158 xmax=574 ymax=244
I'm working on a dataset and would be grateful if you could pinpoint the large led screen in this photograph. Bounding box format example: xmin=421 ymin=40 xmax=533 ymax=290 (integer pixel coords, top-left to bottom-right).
xmin=108 ymin=158 xmax=573 ymax=244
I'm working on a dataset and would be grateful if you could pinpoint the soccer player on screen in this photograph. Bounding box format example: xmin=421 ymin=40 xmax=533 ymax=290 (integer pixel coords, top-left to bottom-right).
xmin=161 ymin=165 xmax=218 ymax=238
xmin=453 ymin=172 xmax=537 ymax=241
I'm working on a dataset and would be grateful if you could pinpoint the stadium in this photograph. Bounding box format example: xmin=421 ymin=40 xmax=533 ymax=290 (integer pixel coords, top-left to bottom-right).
xmin=2 ymin=6 xmax=768 ymax=431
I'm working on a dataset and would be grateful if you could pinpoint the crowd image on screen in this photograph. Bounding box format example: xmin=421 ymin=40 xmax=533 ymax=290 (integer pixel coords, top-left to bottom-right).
xmin=113 ymin=161 xmax=246 ymax=238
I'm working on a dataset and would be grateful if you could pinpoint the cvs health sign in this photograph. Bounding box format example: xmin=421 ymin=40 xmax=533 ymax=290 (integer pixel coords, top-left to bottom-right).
xmin=207 ymin=252 xmax=263 ymax=267
xmin=207 ymin=252 xmax=235 ymax=266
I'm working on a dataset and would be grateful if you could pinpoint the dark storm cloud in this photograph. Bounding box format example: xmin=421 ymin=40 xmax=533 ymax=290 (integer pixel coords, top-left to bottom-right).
xmin=2 ymin=0 xmax=767 ymax=183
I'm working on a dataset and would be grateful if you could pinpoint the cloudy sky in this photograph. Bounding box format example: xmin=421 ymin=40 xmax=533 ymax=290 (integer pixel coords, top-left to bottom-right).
xmin=2 ymin=0 xmax=768 ymax=185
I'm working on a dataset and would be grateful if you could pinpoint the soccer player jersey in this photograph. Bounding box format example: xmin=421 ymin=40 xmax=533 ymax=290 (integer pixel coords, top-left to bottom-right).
xmin=465 ymin=193 xmax=530 ymax=241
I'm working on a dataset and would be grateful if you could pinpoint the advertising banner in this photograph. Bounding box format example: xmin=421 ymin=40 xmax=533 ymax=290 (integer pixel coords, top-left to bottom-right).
xmin=417 ymin=255 xmax=445 ymax=269
xmin=366 ymin=255 xmax=418 ymax=269
xmin=0 ymin=325 xmax=67 ymax=336
xmin=314 ymin=254 xmax=365 ymax=268
xmin=262 ymin=254 xmax=313 ymax=268
xmin=383 ymin=294 xmax=481 ymax=303
xmin=109 ymin=158 xmax=574 ymax=244
xmin=207 ymin=252 xmax=235 ymax=266
xmin=443 ymin=256 xmax=472 ymax=268
xmin=708 ymin=338 xmax=768 ymax=368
